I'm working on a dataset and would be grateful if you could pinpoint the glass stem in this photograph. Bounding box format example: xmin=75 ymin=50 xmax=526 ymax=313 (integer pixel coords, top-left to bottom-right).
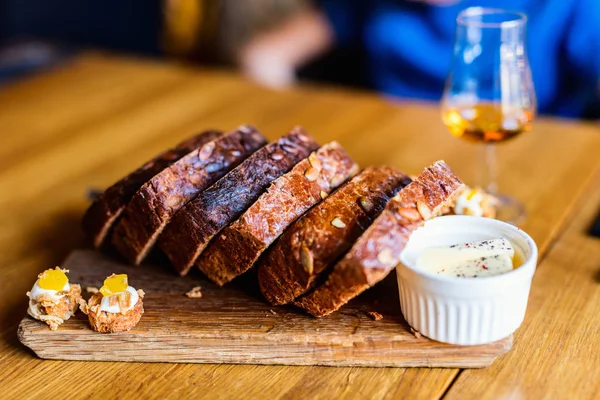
xmin=481 ymin=144 xmax=498 ymax=194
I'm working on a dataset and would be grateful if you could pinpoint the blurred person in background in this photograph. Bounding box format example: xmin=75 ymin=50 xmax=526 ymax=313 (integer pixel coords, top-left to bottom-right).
xmin=0 ymin=0 xmax=305 ymax=80
xmin=239 ymin=0 xmax=600 ymax=119
xmin=1 ymin=0 xmax=598 ymax=118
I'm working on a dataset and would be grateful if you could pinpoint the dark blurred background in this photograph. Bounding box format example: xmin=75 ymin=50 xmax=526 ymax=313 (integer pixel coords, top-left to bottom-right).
xmin=0 ymin=1 xmax=326 ymax=82
xmin=1 ymin=0 xmax=598 ymax=119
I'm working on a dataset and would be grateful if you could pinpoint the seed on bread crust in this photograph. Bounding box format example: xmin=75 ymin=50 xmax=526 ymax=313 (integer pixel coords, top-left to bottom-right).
xmin=358 ymin=197 xmax=374 ymax=213
xmin=304 ymin=167 xmax=319 ymax=181
xmin=199 ymin=142 xmax=215 ymax=160
xmin=270 ymin=152 xmax=284 ymax=161
xmin=377 ymin=248 xmax=395 ymax=267
xmin=300 ymin=247 xmax=314 ymax=274
xmin=398 ymin=207 xmax=421 ymax=221
xmin=330 ymin=174 xmax=345 ymax=187
xmin=331 ymin=218 xmax=346 ymax=228
xmin=281 ymin=143 xmax=300 ymax=154
xmin=308 ymin=153 xmax=322 ymax=170
xmin=417 ymin=201 xmax=432 ymax=219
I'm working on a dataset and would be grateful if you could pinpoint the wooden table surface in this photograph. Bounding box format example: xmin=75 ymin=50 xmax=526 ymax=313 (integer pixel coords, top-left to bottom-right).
xmin=1 ymin=53 xmax=599 ymax=399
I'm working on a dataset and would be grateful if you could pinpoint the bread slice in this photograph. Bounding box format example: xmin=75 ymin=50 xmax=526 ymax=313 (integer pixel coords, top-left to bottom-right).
xmin=258 ymin=166 xmax=411 ymax=305
xmin=82 ymin=130 xmax=222 ymax=248
xmin=295 ymin=161 xmax=464 ymax=317
xmin=159 ymin=127 xmax=320 ymax=276
xmin=111 ymin=126 xmax=267 ymax=265
xmin=196 ymin=141 xmax=359 ymax=286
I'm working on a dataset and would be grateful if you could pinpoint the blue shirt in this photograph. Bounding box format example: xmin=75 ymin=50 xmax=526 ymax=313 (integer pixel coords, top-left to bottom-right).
xmin=322 ymin=0 xmax=600 ymax=118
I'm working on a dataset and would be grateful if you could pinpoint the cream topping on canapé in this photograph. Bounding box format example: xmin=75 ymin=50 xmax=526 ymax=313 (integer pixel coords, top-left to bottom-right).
xmin=98 ymin=274 xmax=139 ymax=314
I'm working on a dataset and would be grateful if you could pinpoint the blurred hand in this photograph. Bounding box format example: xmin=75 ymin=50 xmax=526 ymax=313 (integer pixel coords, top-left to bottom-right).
xmin=238 ymin=8 xmax=334 ymax=89
xmin=239 ymin=32 xmax=297 ymax=88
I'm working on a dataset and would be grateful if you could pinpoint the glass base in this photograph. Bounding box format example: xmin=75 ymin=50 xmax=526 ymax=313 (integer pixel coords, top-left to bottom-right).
xmin=494 ymin=194 xmax=526 ymax=226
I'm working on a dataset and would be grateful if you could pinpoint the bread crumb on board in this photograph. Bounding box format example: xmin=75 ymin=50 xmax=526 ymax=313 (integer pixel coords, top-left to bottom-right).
xmin=185 ymin=286 xmax=203 ymax=298
xmin=366 ymin=311 xmax=383 ymax=321
xmin=269 ymin=309 xmax=277 ymax=315
xmin=410 ymin=327 xmax=423 ymax=339
xmin=86 ymin=286 xmax=99 ymax=294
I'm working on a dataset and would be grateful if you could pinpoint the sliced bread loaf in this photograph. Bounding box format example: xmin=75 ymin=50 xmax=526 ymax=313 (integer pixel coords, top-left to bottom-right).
xmin=295 ymin=161 xmax=464 ymax=317
xmin=82 ymin=130 xmax=222 ymax=248
xmin=159 ymin=127 xmax=320 ymax=275
xmin=196 ymin=141 xmax=359 ymax=285
xmin=258 ymin=166 xmax=411 ymax=305
xmin=111 ymin=126 xmax=267 ymax=265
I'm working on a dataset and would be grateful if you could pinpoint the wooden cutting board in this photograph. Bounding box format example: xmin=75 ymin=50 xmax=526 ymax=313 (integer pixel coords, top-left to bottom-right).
xmin=18 ymin=250 xmax=512 ymax=367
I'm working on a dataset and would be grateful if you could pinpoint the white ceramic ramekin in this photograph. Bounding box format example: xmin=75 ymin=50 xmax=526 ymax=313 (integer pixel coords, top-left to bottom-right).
xmin=396 ymin=215 xmax=538 ymax=345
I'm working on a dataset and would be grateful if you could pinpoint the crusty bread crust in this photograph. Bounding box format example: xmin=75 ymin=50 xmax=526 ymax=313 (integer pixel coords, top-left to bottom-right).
xmin=111 ymin=126 xmax=267 ymax=265
xmin=159 ymin=127 xmax=320 ymax=276
xmin=295 ymin=161 xmax=464 ymax=317
xmin=197 ymin=141 xmax=359 ymax=285
xmin=82 ymin=131 xmax=222 ymax=249
xmin=258 ymin=166 xmax=411 ymax=305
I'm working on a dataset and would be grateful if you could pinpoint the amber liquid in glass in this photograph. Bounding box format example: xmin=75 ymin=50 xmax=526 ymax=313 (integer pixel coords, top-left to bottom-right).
xmin=442 ymin=103 xmax=534 ymax=143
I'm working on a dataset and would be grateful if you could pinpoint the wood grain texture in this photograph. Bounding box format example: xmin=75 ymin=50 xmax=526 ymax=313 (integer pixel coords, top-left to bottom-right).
xmin=18 ymin=250 xmax=511 ymax=367
xmin=0 ymin=52 xmax=598 ymax=399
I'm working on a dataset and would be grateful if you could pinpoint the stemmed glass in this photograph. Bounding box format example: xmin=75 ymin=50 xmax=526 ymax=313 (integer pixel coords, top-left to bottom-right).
xmin=442 ymin=8 xmax=536 ymax=224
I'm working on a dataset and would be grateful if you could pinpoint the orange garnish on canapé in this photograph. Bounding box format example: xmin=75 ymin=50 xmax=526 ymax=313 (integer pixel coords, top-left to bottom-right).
xmin=38 ymin=268 xmax=68 ymax=291
xmin=99 ymin=274 xmax=128 ymax=297
xmin=466 ymin=188 xmax=478 ymax=200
